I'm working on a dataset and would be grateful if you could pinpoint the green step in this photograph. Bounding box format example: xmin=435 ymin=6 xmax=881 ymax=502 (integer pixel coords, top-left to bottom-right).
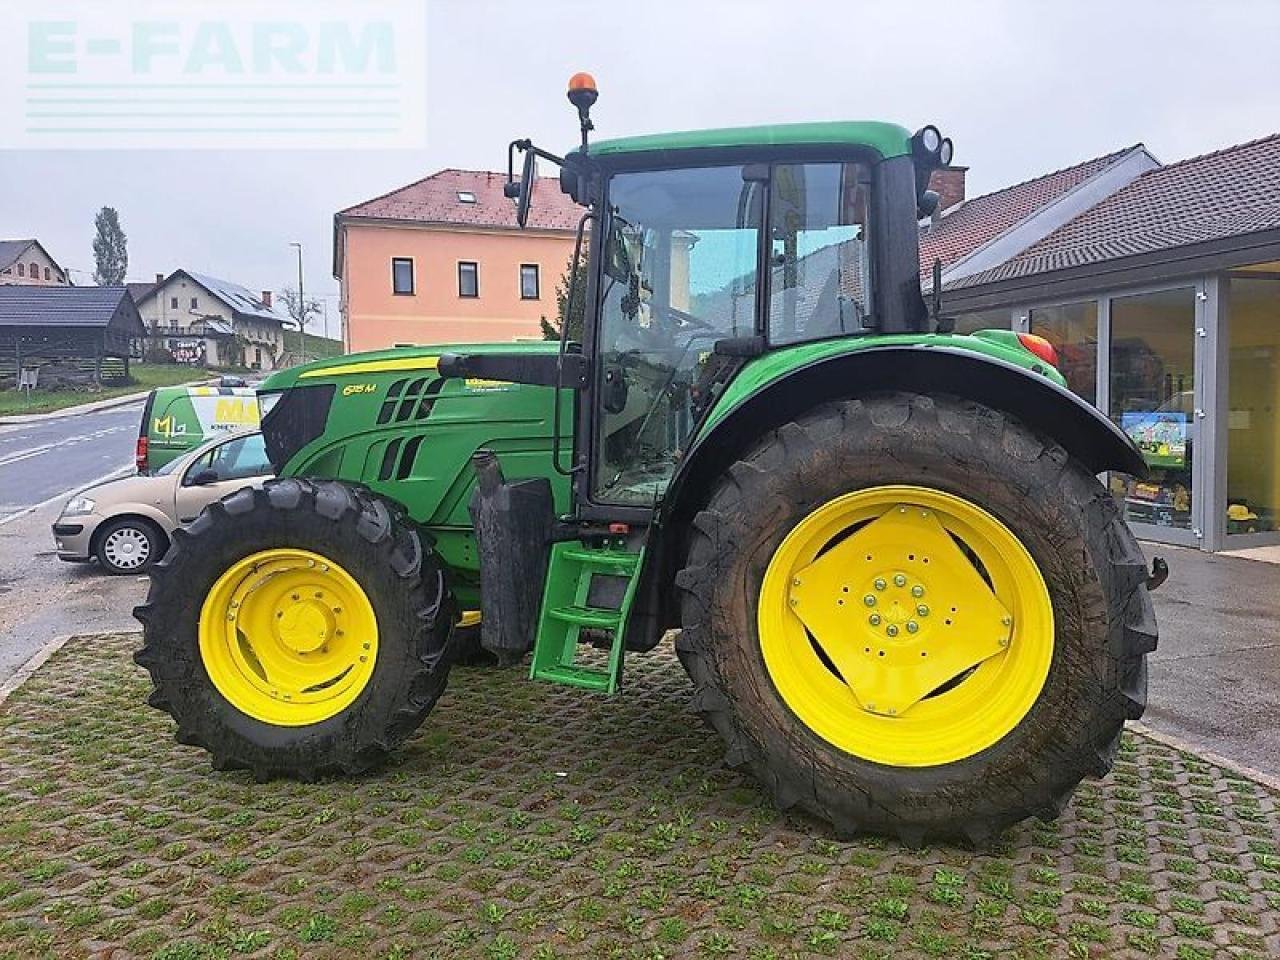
xmin=530 ymin=540 xmax=644 ymax=695
xmin=559 ymin=548 xmax=639 ymax=572
xmin=530 ymin=664 xmax=614 ymax=693
xmin=546 ymin=605 xmax=623 ymax=629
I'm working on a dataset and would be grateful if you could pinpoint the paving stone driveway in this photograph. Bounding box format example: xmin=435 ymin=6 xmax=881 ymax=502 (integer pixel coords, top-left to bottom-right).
xmin=1 ymin=633 xmax=1278 ymax=960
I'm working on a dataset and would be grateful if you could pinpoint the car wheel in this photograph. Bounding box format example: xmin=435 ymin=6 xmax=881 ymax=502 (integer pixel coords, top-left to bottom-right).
xmin=95 ymin=518 xmax=163 ymax=574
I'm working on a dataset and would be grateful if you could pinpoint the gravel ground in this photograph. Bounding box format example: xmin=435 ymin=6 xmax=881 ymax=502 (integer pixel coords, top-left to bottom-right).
xmin=0 ymin=504 xmax=146 ymax=684
xmin=1 ymin=633 xmax=1278 ymax=960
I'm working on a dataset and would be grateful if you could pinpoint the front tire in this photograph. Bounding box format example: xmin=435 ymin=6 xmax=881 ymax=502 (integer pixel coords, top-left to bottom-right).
xmin=675 ymin=393 xmax=1156 ymax=844
xmin=134 ymin=478 xmax=455 ymax=780
xmin=95 ymin=517 xmax=164 ymax=574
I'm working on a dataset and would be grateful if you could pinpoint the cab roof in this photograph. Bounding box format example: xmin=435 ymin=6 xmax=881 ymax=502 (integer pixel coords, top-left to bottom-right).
xmin=585 ymin=121 xmax=915 ymax=161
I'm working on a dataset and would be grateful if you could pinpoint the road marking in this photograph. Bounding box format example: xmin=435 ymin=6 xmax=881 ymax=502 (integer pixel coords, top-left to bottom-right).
xmin=0 ymin=445 xmax=55 ymax=467
xmin=0 ymin=427 xmax=129 ymax=468
xmin=0 ymin=462 xmax=134 ymax=527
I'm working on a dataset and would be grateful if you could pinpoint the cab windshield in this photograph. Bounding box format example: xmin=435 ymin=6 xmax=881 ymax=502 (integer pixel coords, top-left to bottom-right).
xmin=593 ymin=161 xmax=871 ymax=505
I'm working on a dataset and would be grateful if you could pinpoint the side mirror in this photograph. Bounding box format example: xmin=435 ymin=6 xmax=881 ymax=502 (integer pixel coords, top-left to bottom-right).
xmin=190 ymin=468 xmax=220 ymax=486
xmin=515 ymin=148 xmax=536 ymax=228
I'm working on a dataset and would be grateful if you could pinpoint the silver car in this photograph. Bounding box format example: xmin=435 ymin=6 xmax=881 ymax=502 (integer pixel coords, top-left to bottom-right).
xmin=52 ymin=430 xmax=272 ymax=574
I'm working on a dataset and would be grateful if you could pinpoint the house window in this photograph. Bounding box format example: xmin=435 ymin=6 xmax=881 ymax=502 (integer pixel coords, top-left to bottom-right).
xmin=190 ymin=297 xmax=198 ymax=309
xmin=392 ymin=258 xmax=414 ymax=295
xmin=30 ymin=262 xmax=38 ymax=278
xmin=457 ymin=191 xmax=477 ymax=203
xmin=44 ymin=267 xmax=50 ymax=281
xmin=520 ymin=264 xmax=540 ymax=300
xmin=458 ymin=261 xmax=479 ymax=298
xmin=16 ymin=264 xmax=23 ymax=277
xmin=171 ymin=297 xmax=179 ymax=309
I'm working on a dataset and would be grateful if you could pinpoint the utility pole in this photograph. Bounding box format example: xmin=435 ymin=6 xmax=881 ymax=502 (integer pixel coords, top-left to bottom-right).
xmin=290 ymin=241 xmax=305 ymax=364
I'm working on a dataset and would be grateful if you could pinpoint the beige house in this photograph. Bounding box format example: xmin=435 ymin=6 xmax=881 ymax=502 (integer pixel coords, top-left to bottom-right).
xmin=334 ymin=169 xmax=581 ymax=351
xmin=134 ymin=270 xmax=285 ymax=370
xmin=0 ymin=239 xmax=70 ymax=286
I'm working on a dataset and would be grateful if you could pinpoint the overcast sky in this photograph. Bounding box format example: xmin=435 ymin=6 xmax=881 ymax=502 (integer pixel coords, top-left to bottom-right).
xmin=4 ymin=0 xmax=1278 ymax=340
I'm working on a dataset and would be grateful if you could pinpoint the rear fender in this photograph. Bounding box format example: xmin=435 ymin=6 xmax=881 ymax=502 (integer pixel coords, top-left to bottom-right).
xmin=627 ymin=345 xmax=1147 ymax=650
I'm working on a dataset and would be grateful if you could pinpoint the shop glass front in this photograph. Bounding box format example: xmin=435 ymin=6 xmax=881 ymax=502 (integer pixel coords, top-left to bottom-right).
xmin=1226 ymin=274 xmax=1280 ymax=539
xmin=1107 ymin=286 xmax=1199 ymax=535
xmin=1029 ymin=301 xmax=1099 ymax=404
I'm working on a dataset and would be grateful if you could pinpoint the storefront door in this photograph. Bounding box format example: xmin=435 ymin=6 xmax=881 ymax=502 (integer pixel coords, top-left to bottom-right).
xmin=1105 ymin=284 xmax=1206 ymax=547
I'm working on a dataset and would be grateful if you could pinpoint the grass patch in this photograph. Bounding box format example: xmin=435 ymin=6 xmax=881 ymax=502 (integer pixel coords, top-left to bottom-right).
xmin=0 ymin=363 xmax=209 ymax=416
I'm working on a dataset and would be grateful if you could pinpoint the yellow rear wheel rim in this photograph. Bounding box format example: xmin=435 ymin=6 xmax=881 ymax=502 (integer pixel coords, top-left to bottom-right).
xmin=758 ymin=485 xmax=1054 ymax=767
xmin=199 ymin=548 xmax=379 ymax=727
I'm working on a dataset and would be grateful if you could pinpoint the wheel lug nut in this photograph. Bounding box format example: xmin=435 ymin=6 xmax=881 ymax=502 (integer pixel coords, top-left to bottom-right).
xmin=893 ymin=574 xmax=906 ymax=587
xmin=291 ymin=593 xmax=300 ymax=601
xmin=911 ymin=585 xmax=924 ymax=598
xmin=1001 ymin=616 xmax=1012 ymax=626
xmin=874 ymin=578 xmax=886 ymax=591
xmin=863 ymin=595 xmax=876 ymax=607
xmin=906 ymin=621 xmax=918 ymax=634
xmin=917 ymin=604 xmax=929 ymax=617
xmin=886 ymin=625 xmax=899 ymax=637
xmin=869 ymin=614 xmax=881 ymax=626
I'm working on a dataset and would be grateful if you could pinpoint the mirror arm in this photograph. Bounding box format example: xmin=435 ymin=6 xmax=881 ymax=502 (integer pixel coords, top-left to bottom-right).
xmin=505 ymin=140 xmax=566 ymax=193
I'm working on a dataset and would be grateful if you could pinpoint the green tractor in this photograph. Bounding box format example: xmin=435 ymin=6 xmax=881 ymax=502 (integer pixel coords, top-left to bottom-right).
xmin=135 ymin=75 xmax=1160 ymax=843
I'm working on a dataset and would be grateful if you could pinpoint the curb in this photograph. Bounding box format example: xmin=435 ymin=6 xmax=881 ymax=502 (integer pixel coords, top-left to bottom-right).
xmin=0 ymin=633 xmax=78 ymax=707
xmin=0 ymin=378 xmax=215 ymax=425
xmin=1129 ymin=719 xmax=1280 ymax=793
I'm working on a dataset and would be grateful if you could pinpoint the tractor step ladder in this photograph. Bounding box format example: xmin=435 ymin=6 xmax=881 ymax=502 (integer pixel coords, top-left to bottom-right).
xmin=530 ymin=541 xmax=643 ymax=693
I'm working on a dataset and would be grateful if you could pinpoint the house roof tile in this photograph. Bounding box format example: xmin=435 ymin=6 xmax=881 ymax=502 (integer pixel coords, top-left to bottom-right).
xmin=0 ymin=240 xmax=35 ymax=273
xmin=919 ymin=147 xmax=1136 ymax=272
xmin=0 ymin=285 xmax=142 ymax=333
xmin=339 ymin=168 xmax=582 ymax=232
xmin=952 ymin=133 xmax=1280 ymax=288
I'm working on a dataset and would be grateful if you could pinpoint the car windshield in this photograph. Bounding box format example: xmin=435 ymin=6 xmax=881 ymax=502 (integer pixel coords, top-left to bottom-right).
xmin=182 ymin=433 xmax=271 ymax=485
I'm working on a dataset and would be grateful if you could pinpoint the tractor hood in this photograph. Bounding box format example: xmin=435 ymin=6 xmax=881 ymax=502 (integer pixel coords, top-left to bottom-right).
xmin=261 ymin=341 xmax=560 ymax=393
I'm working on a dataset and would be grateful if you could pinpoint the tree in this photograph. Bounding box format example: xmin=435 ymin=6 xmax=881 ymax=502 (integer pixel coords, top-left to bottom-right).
xmin=541 ymin=253 xmax=587 ymax=342
xmin=92 ymin=207 xmax=128 ymax=285
xmin=278 ymin=286 xmax=322 ymax=361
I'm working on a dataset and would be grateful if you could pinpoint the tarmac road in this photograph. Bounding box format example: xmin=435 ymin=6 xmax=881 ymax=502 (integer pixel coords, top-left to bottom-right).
xmin=0 ymin=401 xmax=147 ymax=683
xmin=0 ymin=400 xmax=142 ymax=522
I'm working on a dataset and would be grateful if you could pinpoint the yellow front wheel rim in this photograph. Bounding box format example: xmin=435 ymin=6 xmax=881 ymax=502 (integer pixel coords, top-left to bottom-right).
xmin=199 ymin=548 xmax=379 ymax=727
xmin=759 ymin=485 xmax=1054 ymax=767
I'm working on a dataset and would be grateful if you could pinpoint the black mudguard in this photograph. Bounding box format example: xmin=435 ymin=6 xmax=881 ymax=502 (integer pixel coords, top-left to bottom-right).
xmin=468 ymin=450 xmax=555 ymax=663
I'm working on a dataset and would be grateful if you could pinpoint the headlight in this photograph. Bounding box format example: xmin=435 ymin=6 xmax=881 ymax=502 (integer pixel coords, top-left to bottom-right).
xmin=62 ymin=497 xmax=95 ymax=516
xmin=258 ymin=390 xmax=284 ymax=419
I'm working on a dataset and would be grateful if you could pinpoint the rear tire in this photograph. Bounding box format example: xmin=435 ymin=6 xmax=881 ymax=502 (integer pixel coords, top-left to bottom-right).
xmin=134 ymin=478 xmax=455 ymax=779
xmin=675 ymin=393 xmax=1156 ymax=844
